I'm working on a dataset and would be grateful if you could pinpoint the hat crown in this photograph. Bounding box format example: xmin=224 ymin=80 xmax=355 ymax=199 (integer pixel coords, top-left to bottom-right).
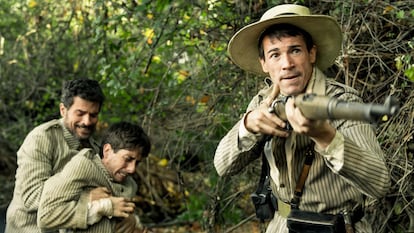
xmin=260 ymin=4 xmax=311 ymax=21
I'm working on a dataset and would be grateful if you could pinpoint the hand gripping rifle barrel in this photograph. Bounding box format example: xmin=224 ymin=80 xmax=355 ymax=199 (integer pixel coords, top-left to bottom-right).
xmin=270 ymin=93 xmax=399 ymax=123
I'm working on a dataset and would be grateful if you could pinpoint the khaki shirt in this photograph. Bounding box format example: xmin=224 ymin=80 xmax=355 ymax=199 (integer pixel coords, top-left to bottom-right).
xmin=6 ymin=119 xmax=99 ymax=233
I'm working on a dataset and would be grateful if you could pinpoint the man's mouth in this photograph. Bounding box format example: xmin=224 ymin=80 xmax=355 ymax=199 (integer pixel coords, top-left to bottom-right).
xmin=77 ymin=125 xmax=92 ymax=132
xmin=76 ymin=126 xmax=93 ymax=139
xmin=115 ymin=172 xmax=128 ymax=181
xmin=281 ymin=72 xmax=300 ymax=80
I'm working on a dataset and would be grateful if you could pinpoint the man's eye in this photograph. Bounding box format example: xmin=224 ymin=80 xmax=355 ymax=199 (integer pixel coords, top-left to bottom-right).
xmin=270 ymin=53 xmax=280 ymax=58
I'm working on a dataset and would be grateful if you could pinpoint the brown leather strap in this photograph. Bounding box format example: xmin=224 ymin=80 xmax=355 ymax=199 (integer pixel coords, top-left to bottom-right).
xmin=290 ymin=145 xmax=315 ymax=209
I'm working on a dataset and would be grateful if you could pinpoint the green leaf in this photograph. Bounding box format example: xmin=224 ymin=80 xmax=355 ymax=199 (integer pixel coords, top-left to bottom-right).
xmin=404 ymin=65 xmax=414 ymax=81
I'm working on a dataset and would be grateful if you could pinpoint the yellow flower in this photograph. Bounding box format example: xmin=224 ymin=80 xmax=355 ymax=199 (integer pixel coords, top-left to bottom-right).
xmin=157 ymin=158 xmax=168 ymax=167
xmin=28 ymin=0 xmax=37 ymax=8
xmin=142 ymin=28 xmax=155 ymax=45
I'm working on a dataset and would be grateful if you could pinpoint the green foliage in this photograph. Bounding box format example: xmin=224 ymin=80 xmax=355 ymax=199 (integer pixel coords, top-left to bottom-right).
xmin=1 ymin=0 xmax=413 ymax=232
xmin=395 ymin=54 xmax=414 ymax=82
xmin=0 ymin=1 xmax=26 ymax=39
xmin=176 ymin=192 xmax=208 ymax=223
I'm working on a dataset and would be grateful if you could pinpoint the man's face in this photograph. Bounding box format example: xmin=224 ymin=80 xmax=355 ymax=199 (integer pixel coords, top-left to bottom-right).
xmin=60 ymin=96 xmax=101 ymax=140
xmin=102 ymin=144 xmax=142 ymax=183
xmin=259 ymin=35 xmax=316 ymax=96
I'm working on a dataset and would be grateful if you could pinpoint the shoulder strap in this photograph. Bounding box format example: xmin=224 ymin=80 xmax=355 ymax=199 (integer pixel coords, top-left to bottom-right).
xmin=256 ymin=152 xmax=270 ymax=193
xmin=290 ymin=145 xmax=315 ymax=209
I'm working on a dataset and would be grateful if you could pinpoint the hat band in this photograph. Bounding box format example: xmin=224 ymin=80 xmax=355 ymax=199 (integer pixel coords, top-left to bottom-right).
xmin=278 ymin=13 xmax=299 ymax=16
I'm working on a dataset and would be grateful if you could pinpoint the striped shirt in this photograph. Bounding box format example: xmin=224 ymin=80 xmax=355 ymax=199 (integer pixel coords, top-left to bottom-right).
xmin=37 ymin=149 xmax=137 ymax=232
xmin=214 ymin=68 xmax=390 ymax=233
xmin=5 ymin=119 xmax=99 ymax=233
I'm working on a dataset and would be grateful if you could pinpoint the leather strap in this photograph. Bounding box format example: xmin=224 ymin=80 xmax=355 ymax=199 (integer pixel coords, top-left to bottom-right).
xmin=290 ymin=145 xmax=315 ymax=209
xmin=256 ymin=152 xmax=270 ymax=193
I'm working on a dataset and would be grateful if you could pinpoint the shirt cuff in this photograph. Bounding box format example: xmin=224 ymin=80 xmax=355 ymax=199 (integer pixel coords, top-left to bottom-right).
xmin=87 ymin=198 xmax=113 ymax=225
xmin=238 ymin=113 xmax=261 ymax=150
xmin=315 ymin=131 xmax=345 ymax=172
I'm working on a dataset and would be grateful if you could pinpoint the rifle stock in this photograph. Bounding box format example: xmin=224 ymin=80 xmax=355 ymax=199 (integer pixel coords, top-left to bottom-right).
xmin=270 ymin=94 xmax=399 ymax=122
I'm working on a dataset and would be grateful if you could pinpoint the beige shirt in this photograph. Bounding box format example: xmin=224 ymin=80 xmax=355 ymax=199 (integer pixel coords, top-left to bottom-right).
xmin=6 ymin=119 xmax=99 ymax=233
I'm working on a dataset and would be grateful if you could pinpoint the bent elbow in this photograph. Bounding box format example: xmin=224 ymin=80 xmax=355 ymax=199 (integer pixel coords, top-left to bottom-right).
xmin=375 ymin=177 xmax=391 ymax=199
xmin=213 ymin=156 xmax=226 ymax=177
xmin=365 ymin=175 xmax=391 ymax=199
xmin=37 ymin=211 xmax=50 ymax=229
xmin=37 ymin=206 xmax=60 ymax=229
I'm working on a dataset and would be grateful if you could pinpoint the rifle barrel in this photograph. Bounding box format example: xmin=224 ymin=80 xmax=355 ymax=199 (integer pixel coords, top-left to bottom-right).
xmin=271 ymin=94 xmax=399 ymax=122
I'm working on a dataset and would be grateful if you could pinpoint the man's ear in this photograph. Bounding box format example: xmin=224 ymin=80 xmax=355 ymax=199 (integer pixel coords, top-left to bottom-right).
xmin=310 ymin=45 xmax=317 ymax=64
xmin=260 ymin=58 xmax=269 ymax=73
xmin=59 ymin=103 xmax=66 ymax=117
xmin=102 ymin=143 xmax=112 ymax=158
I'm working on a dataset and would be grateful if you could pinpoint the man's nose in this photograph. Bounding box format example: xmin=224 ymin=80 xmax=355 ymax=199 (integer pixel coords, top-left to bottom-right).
xmin=125 ymin=162 xmax=136 ymax=174
xmin=82 ymin=115 xmax=93 ymax=126
xmin=281 ymin=54 xmax=294 ymax=69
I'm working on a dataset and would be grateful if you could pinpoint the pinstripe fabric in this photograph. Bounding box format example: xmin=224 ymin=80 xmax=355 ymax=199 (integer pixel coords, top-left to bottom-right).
xmin=37 ymin=149 xmax=137 ymax=233
xmin=6 ymin=119 xmax=99 ymax=233
xmin=214 ymin=69 xmax=390 ymax=233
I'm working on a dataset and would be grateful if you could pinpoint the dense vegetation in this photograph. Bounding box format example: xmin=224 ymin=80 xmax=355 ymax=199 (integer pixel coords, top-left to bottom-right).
xmin=0 ymin=0 xmax=413 ymax=232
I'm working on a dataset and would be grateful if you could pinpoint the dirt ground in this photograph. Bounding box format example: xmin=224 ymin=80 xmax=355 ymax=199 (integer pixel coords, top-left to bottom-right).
xmin=147 ymin=221 xmax=263 ymax=233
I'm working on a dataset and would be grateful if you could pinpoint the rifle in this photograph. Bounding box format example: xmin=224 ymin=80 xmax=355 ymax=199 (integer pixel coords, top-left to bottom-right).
xmin=269 ymin=93 xmax=399 ymax=123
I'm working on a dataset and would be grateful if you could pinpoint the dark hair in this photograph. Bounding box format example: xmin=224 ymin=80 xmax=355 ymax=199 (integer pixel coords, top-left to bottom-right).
xmin=258 ymin=23 xmax=314 ymax=60
xmin=60 ymin=79 xmax=105 ymax=109
xmin=99 ymin=121 xmax=151 ymax=158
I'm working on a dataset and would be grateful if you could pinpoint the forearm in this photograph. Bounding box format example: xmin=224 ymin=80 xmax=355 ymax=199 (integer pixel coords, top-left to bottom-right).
xmin=38 ymin=190 xmax=89 ymax=229
xmin=38 ymin=158 xmax=94 ymax=230
xmin=320 ymin=124 xmax=390 ymax=198
xmin=214 ymin=120 xmax=263 ymax=176
xmin=339 ymin=133 xmax=390 ymax=198
xmin=18 ymin=145 xmax=52 ymax=211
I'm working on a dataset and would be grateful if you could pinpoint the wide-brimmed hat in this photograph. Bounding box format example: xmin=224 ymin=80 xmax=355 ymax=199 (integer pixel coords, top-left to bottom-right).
xmin=228 ymin=4 xmax=342 ymax=76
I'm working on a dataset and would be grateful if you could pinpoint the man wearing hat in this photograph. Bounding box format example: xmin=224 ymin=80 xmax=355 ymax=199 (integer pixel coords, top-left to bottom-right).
xmin=214 ymin=4 xmax=390 ymax=233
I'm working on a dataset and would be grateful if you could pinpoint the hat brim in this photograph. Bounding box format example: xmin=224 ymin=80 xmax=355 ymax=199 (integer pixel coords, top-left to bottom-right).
xmin=228 ymin=15 xmax=342 ymax=76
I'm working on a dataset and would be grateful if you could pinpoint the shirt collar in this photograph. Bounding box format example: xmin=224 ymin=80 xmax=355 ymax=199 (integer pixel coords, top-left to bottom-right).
xmin=59 ymin=118 xmax=81 ymax=150
xmin=305 ymin=66 xmax=326 ymax=95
